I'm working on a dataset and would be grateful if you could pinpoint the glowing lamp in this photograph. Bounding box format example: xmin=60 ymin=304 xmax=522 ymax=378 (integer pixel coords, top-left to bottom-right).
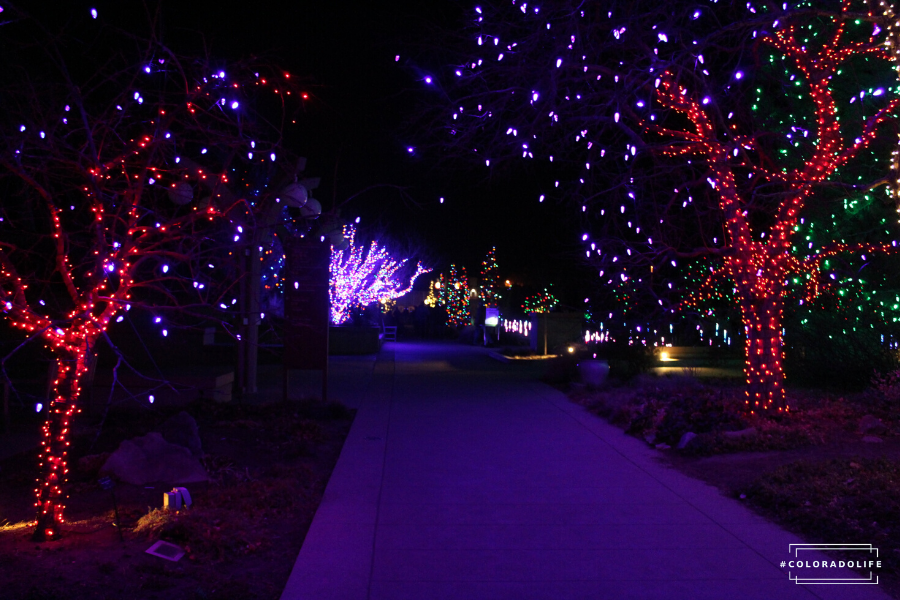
xmin=167 ymin=182 xmax=193 ymax=205
xmin=281 ymin=183 xmax=308 ymax=208
xmin=299 ymin=198 xmax=321 ymax=218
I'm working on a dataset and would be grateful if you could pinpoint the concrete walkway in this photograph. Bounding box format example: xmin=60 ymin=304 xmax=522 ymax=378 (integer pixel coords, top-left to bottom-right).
xmin=282 ymin=342 xmax=890 ymax=600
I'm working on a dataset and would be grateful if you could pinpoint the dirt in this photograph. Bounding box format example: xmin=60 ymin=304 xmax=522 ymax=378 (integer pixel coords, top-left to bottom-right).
xmin=0 ymin=399 xmax=354 ymax=600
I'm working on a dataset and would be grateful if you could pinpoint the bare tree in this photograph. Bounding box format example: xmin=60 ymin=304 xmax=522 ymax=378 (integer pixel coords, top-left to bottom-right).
xmin=0 ymin=5 xmax=308 ymax=539
xmin=411 ymin=0 xmax=900 ymax=411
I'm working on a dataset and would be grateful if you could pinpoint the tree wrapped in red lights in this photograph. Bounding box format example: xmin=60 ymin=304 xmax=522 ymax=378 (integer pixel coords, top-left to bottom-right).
xmin=0 ymin=7 xmax=308 ymax=539
xmin=329 ymin=224 xmax=430 ymax=324
xmin=414 ymin=0 xmax=900 ymax=412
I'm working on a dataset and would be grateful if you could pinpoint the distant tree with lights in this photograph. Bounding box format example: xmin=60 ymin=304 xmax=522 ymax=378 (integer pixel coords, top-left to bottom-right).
xmin=329 ymin=224 xmax=430 ymax=324
xmin=0 ymin=7 xmax=309 ymax=540
xmin=436 ymin=264 xmax=471 ymax=326
xmin=523 ymin=286 xmax=559 ymax=313
xmin=415 ymin=0 xmax=900 ymax=412
xmin=479 ymin=246 xmax=502 ymax=307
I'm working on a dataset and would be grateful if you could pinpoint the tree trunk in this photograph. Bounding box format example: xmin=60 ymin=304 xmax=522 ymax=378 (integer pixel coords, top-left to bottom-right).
xmin=741 ymin=293 xmax=787 ymax=413
xmin=33 ymin=347 xmax=88 ymax=541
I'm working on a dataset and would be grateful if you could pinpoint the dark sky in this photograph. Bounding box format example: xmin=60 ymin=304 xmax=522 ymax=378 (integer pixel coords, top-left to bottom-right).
xmin=89 ymin=0 xmax=589 ymax=303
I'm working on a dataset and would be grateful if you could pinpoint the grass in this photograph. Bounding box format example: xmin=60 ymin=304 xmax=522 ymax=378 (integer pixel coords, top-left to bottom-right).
xmin=0 ymin=520 xmax=32 ymax=533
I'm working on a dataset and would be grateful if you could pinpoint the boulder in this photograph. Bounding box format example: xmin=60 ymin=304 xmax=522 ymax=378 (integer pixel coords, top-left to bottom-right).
xmin=676 ymin=432 xmax=698 ymax=449
xmin=77 ymin=452 xmax=110 ymax=476
xmin=862 ymin=435 xmax=884 ymax=444
xmin=722 ymin=427 xmax=758 ymax=440
xmin=655 ymin=443 xmax=671 ymax=450
xmin=859 ymin=415 xmax=888 ymax=436
xmin=157 ymin=411 xmax=202 ymax=456
xmin=99 ymin=432 xmax=208 ymax=485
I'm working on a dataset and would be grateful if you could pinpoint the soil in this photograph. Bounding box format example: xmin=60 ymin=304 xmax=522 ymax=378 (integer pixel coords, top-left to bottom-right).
xmin=0 ymin=398 xmax=354 ymax=600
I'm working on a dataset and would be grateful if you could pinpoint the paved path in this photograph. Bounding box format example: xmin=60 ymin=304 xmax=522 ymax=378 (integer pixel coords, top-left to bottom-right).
xmin=282 ymin=342 xmax=890 ymax=600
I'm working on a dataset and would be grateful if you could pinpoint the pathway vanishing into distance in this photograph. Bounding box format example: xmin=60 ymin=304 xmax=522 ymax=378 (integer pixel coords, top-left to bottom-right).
xmin=282 ymin=342 xmax=889 ymax=600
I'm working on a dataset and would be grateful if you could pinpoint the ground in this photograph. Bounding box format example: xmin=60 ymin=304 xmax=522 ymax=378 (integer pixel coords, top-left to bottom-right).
xmin=0 ymin=398 xmax=353 ymax=600
xmin=569 ymin=371 xmax=900 ymax=598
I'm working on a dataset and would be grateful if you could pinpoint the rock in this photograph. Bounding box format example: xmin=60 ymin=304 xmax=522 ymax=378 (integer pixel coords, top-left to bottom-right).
xmin=859 ymin=415 xmax=888 ymax=435
xmin=722 ymin=427 xmax=758 ymax=440
xmin=157 ymin=411 xmax=202 ymax=456
xmin=643 ymin=432 xmax=657 ymax=445
xmin=655 ymin=443 xmax=671 ymax=450
xmin=99 ymin=432 xmax=208 ymax=485
xmin=862 ymin=435 xmax=884 ymax=444
xmin=676 ymin=432 xmax=697 ymax=449
xmin=77 ymin=453 xmax=110 ymax=476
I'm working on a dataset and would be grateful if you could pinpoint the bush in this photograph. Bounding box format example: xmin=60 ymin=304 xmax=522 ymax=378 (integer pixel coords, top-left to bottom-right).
xmin=590 ymin=342 xmax=655 ymax=381
xmin=541 ymin=354 xmax=580 ymax=385
xmin=785 ymin=307 xmax=899 ymax=390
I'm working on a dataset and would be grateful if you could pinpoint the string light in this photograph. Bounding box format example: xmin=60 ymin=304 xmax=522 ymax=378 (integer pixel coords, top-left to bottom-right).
xmin=422 ymin=0 xmax=900 ymax=414
xmin=479 ymin=246 xmax=502 ymax=307
xmin=434 ymin=265 xmax=470 ymax=326
xmin=329 ymin=224 xmax=430 ymax=324
xmin=0 ymin=8 xmax=310 ymax=539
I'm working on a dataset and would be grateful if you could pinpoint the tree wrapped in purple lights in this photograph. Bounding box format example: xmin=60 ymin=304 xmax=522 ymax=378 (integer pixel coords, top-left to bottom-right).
xmin=415 ymin=0 xmax=900 ymax=412
xmin=329 ymin=225 xmax=430 ymax=324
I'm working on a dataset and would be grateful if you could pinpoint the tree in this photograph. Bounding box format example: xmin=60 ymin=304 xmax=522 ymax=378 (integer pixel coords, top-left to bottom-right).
xmin=0 ymin=6 xmax=307 ymax=539
xmin=479 ymin=246 xmax=502 ymax=306
xmin=523 ymin=285 xmax=559 ymax=313
xmin=329 ymin=224 xmax=429 ymax=324
xmin=413 ymin=0 xmax=900 ymax=412
xmin=436 ymin=264 xmax=471 ymax=326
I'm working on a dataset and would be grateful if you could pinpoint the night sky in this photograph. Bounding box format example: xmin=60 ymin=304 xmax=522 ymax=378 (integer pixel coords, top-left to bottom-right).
xmin=83 ymin=0 xmax=590 ymax=305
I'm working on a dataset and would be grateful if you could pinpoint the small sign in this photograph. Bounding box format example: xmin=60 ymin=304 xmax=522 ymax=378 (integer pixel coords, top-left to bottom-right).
xmin=146 ymin=540 xmax=185 ymax=562
xmin=485 ymin=307 xmax=500 ymax=327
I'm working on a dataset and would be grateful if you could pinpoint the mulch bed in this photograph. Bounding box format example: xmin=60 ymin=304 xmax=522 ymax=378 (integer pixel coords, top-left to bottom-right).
xmin=0 ymin=398 xmax=353 ymax=600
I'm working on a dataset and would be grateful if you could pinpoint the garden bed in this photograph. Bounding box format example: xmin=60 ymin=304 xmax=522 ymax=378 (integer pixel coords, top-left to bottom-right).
xmin=571 ymin=374 xmax=900 ymax=597
xmin=0 ymin=398 xmax=353 ymax=600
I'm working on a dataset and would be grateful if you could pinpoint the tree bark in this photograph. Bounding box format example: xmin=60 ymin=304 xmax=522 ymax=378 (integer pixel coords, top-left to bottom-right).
xmin=741 ymin=292 xmax=787 ymax=413
xmin=33 ymin=346 xmax=89 ymax=541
